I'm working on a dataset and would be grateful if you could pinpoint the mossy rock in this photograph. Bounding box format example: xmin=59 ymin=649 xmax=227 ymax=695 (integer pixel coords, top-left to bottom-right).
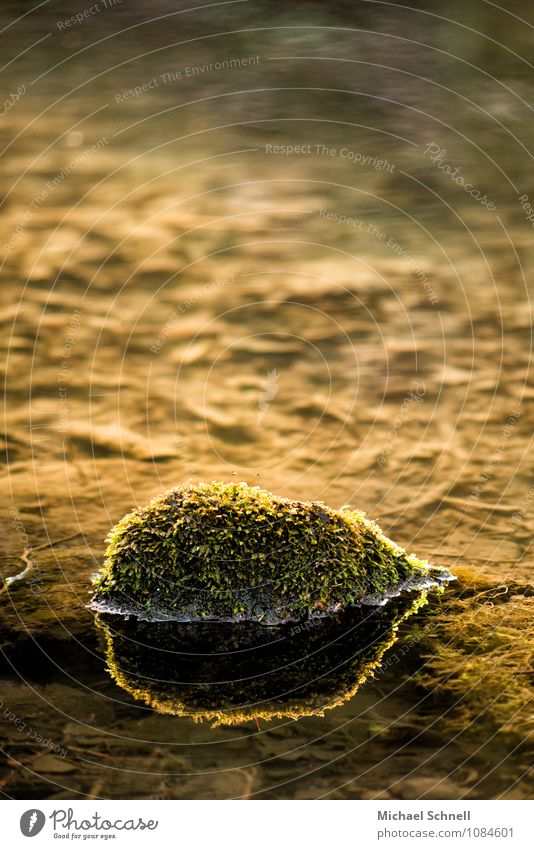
xmin=90 ymin=481 xmax=452 ymax=623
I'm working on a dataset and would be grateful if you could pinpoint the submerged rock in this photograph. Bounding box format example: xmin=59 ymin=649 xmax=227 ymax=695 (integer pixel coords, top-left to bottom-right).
xmin=90 ymin=481 xmax=453 ymax=623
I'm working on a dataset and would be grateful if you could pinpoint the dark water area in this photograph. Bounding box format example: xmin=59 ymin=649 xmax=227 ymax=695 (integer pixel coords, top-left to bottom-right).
xmin=95 ymin=592 xmax=426 ymax=723
xmin=1 ymin=0 xmax=533 ymax=799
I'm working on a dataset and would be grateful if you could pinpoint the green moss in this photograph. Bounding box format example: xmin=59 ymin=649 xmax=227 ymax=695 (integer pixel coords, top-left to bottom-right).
xmin=91 ymin=481 xmax=451 ymax=622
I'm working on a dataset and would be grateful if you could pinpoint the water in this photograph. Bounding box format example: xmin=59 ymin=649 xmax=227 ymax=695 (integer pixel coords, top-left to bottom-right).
xmin=1 ymin=0 xmax=533 ymax=799
xmin=95 ymin=592 xmax=427 ymax=724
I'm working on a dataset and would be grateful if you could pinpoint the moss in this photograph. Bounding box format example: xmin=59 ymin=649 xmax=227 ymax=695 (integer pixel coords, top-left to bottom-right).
xmin=96 ymin=590 xmax=430 ymax=726
xmin=91 ymin=481 xmax=451 ymax=622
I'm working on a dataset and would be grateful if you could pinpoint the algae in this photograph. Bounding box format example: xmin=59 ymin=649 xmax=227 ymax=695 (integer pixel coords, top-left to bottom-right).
xmin=415 ymin=570 xmax=534 ymax=739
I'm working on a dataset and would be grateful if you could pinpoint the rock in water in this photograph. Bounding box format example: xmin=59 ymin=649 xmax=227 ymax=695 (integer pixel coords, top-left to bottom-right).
xmin=90 ymin=481 xmax=453 ymax=622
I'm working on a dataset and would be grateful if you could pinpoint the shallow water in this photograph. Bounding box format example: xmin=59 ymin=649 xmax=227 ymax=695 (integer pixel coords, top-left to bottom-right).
xmin=95 ymin=591 xmax=429 ymax=723
xmin=1 ymin=0 xmax=533 ymax=799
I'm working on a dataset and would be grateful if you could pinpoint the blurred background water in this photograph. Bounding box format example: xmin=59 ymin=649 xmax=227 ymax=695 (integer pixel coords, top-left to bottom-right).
xmin=1 ymin=0 xmax=533 ymax=799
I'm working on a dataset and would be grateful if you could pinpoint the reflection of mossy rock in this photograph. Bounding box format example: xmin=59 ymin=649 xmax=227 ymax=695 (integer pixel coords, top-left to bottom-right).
xmin=91 ymin=481 xmax=451 ymax=623
xmin=96 ymin=591 xmax=428 ymax=725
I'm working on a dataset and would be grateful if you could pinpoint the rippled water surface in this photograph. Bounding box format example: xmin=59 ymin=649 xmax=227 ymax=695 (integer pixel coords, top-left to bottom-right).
xmin=1 ymin=0 xmax=533 ymax=799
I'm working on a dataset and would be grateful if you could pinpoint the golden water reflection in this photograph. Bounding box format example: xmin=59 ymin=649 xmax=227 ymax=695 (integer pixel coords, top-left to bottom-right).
xmin=97 ymin=590 xmax=427 ymax=725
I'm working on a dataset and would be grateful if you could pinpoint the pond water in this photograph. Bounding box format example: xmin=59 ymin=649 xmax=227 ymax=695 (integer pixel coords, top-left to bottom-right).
xmin=1 ymin=0 xmax=533 ymax=799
